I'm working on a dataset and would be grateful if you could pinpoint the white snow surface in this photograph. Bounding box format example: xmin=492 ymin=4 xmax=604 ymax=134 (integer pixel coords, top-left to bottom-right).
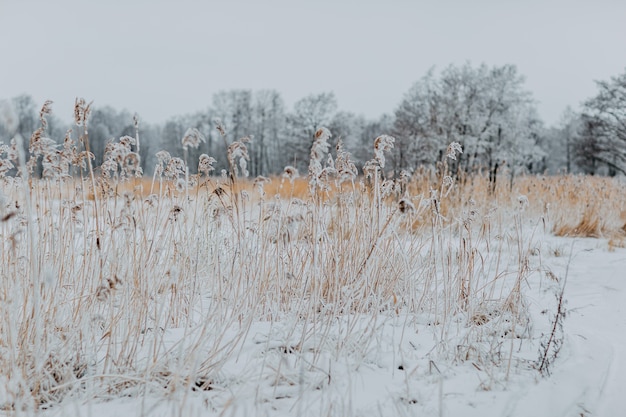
xmin=29 ymin=236 xmax=626 ymax=417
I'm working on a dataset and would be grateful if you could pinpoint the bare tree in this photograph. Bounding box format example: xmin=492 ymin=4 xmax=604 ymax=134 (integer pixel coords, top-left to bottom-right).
xmin=10 ymin=95 xmax=38 ymax=142
xmin=392 ymin=69 xmax=440 ymax=172
xmin=252 ymin=90 xmax=286 ymax=175
xmin=580 ymin=69 xmax=626 ymax=175
xmin=393 ymin=63 xmax=542 ymax=186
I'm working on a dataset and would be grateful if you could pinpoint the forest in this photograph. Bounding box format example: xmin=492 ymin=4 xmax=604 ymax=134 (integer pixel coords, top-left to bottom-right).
xmin=1 ymin=63 xmax=625 ymax=183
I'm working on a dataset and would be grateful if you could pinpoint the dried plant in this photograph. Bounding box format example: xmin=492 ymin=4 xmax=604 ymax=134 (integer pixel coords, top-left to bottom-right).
xmin=227 ymin=136 xmax=251 ymax=178
xmin=198 ymin=153 xmax=216 ymax=176
xmin=282 ymin=165 xmax=299 ymax=183
xmin=0 ymin=102 xmax=610 ymax=415
xmin=102 ymin=136 xmax=142 ymax=180
xmin=181 ymin=127 xmax=205 ymax=150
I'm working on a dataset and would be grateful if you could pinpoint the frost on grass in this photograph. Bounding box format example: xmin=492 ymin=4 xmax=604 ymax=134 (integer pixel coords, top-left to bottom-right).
xmin=0 ymin=108 xmax=610 ymax=416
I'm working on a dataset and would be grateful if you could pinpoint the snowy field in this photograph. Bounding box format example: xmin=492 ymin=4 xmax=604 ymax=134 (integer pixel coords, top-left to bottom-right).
xmin=2 ymin=179 xmax=625 ymax=417
xmin=1 ymin=122 xmax=626 ymax=417
xmin=3 ymin=3 xmax=626 ymax=411
xmin=25 ymin=235 xmax=624 ymax=417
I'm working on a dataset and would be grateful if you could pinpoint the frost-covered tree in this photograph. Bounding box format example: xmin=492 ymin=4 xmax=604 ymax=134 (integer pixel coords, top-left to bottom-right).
xmin=251 ymin=90 xmax=286 ymax=175
xmin=579 ymin=68 xmax=626 ymax=176
xmin=133 ymin=120 xmax=159 ymax=175
xmin=542 ymin=107 xmax=582 ymax=174
xmin=199 ymin=89 xmax=288 ymax=176
xmin=10 ymin=94 xmax=39 ymax=143
xmin=328 ymin=111 xmax=366 ymax=163
xmin=571 ymin=115 xmax=599 ymax=175
xmin=212 ymin=90 xmax=254 ymax=143
xmin=392 ymin=69 xmax=440 ymax=171
xmin=0 ymin=99 xmax=18 ymax=141
xmin=393 ymin=63 xmax=543 ymax=185
xmin=160 ymin=116 xmax=186 ymax=154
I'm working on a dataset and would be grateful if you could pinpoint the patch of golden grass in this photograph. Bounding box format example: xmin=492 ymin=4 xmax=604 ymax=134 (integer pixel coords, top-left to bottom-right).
xmin=254 ymin=172 xmax=626 ymax=239
xmin=41 ymin=170 xmax=626 ymax=239
xmin=263 ymin=177 xmax=311 ymax=200
xmin=552 ymin=206 xmax=604 ymax=238
xmin=402 ymin=172 xmax=626 ymax=239
xmin=535 ymin=176 xmax=626 ymax=238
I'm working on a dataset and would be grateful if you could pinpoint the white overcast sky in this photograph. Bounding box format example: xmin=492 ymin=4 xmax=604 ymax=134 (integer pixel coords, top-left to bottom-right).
xmin=0 ymin=0 xmax=624 ymax=126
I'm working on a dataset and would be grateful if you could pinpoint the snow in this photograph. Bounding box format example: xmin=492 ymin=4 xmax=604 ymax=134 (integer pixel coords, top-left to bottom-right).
xmin=31 ymin=235 xmax=626 ymax=417
xmin=536 ymin=241 xmax=626 ymax=417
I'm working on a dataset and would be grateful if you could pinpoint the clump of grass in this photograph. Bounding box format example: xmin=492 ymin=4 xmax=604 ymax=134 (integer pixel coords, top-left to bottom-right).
xmin=543 ymin=176 xmax=626 ymax=238
xmin=553 ymin=205 xmax=603 ymax=237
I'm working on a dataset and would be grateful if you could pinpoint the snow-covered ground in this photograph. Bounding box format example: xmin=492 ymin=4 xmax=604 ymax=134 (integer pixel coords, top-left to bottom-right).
xmin=510 ymin=238 xmax=626 ymax=417
xmin=33 ymin=235 xmax=625 ymax=417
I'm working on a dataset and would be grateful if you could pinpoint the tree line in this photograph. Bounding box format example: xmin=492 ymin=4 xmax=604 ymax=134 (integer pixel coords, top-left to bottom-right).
xmin=1 ymin=63 xmax=625 ymax=180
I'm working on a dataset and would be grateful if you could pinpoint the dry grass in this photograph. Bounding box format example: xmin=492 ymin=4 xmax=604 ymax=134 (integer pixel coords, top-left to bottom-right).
xmin=0 ymin=105 xmax=622 ymax=412
xmin=518 ymin=175 xmax=626 ymax=238
xmin=79 ymin=170 xmax=626 ymax=240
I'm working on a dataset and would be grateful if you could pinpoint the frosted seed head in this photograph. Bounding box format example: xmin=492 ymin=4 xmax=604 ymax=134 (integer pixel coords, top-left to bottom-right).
xmin=214 ymin=118 xmax=226 ymax=136
xmin=198 ymin=154 xmax=216 ymax=175
xmin=228 ymin=139 xmax=250 ymax=177
xmin=446 ymin=142 xmax=463 ymax=160
xmin=181 ymin=128 xmax=206 ymax=150
xmin=155 ymin=150 xmax=171 ymax=164
xmin=373 ymin=135 xmax=395 ymax=168
xmin=314 ymin=127 xmax=332 ymax=142
xmin=282 ymin=166 xmax=300 ymax=183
